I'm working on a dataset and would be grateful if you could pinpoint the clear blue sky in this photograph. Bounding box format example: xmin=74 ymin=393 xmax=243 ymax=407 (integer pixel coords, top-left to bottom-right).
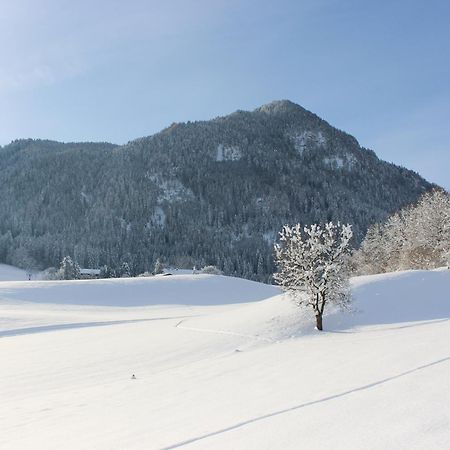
xmin=1 ymin=0 xmax=449 ymax=188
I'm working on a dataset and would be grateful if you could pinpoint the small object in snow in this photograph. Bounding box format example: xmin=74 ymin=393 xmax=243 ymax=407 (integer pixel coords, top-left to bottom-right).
xmin=131 ymin=374 xmax=136 ymax=379
xmin=234 ymin=349 xmax=242 ymax=353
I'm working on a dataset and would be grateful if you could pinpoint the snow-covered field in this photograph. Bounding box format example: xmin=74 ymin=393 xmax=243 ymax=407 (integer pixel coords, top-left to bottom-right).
xmin=0 ymin=263 xmax=30 ymax=281
xmin=0 ymin=268 xmax=449 ymax=449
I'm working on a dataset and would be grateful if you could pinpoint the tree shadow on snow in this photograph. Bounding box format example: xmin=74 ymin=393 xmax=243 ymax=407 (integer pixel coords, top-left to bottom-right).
xmin=325 ymin=270 xmax=450 ymax=331
xmin=0 ymin=316 xmax=192 ymax=338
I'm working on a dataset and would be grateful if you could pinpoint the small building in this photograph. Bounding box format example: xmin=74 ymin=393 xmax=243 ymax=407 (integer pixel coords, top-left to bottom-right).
xmin=80 ymin=268 xmax=101 ymax=279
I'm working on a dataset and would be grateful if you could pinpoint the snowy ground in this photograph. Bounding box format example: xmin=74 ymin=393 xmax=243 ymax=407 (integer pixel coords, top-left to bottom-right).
xmin=0 ymin=263 xmax=30 ymax=281
xmin=0 ymin=268 xmax=449 ymax=449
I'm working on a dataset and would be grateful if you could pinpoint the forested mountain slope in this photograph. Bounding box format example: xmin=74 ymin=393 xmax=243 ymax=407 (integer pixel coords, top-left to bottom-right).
xmin=0 ymin=100 xmax=433 ymax=280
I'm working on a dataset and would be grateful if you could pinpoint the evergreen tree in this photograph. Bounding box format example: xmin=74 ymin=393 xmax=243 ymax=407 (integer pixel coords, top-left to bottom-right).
xmin=60 ymin=256 xmax=80 ymax=280
xmin=120 ymin=262 xmax=131 ymax=278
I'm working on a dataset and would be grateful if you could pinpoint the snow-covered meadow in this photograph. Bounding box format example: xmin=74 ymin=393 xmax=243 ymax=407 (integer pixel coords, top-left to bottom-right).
xmin=0 ymin=268 xmax=449 ymax=449
xmin=0 ymin=263 xmax=30 ymax=281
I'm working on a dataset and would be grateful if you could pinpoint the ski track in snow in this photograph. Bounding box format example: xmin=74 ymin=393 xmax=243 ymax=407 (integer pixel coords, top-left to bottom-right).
xmin=174 ymin=319 xmax=276 ymax=343
xmin=163 ymin=356 xmax=450 ymax=449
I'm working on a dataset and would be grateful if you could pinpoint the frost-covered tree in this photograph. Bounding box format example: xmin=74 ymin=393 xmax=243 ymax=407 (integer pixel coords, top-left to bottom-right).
xmin=154 ymin=258 xmax=164 ymax=275
xmin=351 ymin=223 xmax=385 ymax=274
xmin=401 ymin=189 xmax=450 ymax=269
xmin=60 ymin=256 xmax=80 ymax=280
xmin=354 ymin=189 xmax=450 ymax=274
xmin=274 ymin=222 xmax=353 ymax=330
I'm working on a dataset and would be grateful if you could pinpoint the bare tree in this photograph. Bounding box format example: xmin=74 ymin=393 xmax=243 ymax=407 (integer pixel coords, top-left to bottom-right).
xmin=274 ymin=222 xmax=353 ymax=330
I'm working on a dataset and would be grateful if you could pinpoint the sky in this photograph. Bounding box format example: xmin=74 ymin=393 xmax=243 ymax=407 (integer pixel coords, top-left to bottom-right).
xmin=0 ymin=0 xmax=449 ymax=188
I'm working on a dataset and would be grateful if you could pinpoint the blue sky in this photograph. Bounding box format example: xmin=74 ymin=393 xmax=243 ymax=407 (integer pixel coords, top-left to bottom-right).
xmin=0 ymin=0 xmax=449 ymax=188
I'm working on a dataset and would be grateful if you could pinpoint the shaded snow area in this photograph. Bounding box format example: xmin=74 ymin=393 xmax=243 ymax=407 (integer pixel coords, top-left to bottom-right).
xmin=0 ymin=263 xmax=29 ymax=281
xmin=1 ymin=269 xmax=449 ymax=449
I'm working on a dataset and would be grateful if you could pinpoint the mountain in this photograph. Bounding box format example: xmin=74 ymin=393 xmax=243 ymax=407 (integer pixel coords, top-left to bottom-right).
xmin=0 ymin=100 xmax=434 ymax=280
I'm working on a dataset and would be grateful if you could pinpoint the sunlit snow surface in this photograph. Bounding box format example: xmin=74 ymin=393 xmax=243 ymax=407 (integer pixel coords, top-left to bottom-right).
xmin=0 ymin=269 xmax=449 ymax=449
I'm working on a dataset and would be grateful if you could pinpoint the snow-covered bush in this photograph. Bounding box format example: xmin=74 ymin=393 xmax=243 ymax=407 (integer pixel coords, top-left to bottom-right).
xmin=137 ymin=271 xmax=153 ymax=277
xmin=200 ymin=265 xmax=223 ymax=275
xmin=274 ymin=222 xmax=353 ymax=330
xmin=42 ymin=267 xmax=62 ymax=280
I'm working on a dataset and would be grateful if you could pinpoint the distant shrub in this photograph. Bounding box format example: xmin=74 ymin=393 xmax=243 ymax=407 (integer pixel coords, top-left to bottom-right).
xmin=137 ymin=271 xmax=153 ymax=277
xmin=200 ymin=265 xmax=223 ymax=275
xmin=42 ymin=267 xmax=62 ymax=280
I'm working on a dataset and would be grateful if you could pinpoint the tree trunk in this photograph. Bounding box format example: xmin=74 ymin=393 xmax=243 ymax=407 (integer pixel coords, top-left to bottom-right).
xmin=315 ymin=314 xmax=323 ymax=331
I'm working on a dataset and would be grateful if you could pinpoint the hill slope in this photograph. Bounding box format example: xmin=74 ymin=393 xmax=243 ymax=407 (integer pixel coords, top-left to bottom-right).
xmin=0 ymin=263 xmax=29 ymax=281
xmin=0 ymin=270 xmax=449 ymax=449
xmin=0 ymin=101 xmax=433 ymax=280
